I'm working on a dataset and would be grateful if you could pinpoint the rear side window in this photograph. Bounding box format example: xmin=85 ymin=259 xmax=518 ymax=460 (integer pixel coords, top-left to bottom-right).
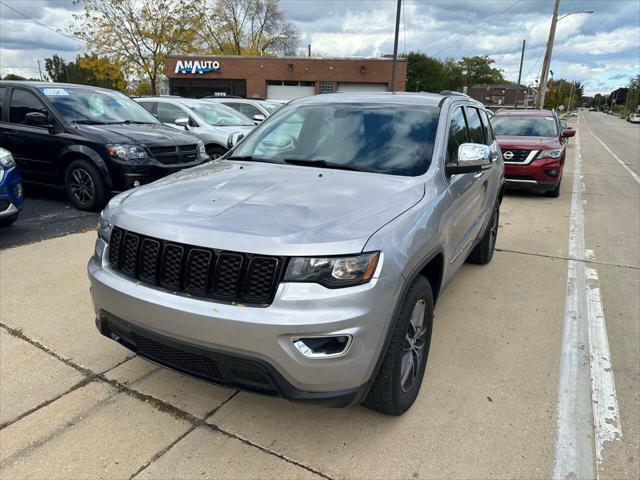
xmin=237 ymin=103 xmax=262 ymax=118
xmin=481 ymin=110 xmax=494 ymax=143
xmin=465 ymin=107 xmax=485 ymax=145
xmin=0 ymin=86 xmax=6 ymax=120
xmin=9 ymin=89 xmax=49 ymax=125
xmin=138 ymin=102 xmax=155 ymax=114
xmin=156 ymin=102 xmax=187 ymax=124
xmin=447 ymin=107 xmax=469 ymax=163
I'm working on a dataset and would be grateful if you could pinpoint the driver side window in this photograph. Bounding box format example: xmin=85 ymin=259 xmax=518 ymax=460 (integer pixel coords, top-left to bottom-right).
xmin=446 ymin=107 xmax=469 ymax=163
xmin=156 ymin=103 xmax=188 ymax=125
xmin=254 ymin=112 xmax=304 ymax=156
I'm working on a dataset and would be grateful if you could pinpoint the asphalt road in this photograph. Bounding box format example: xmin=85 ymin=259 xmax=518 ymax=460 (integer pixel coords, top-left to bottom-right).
xmin=0 ymin=187 xmax=99 ymax=250
xmin=0 ymin=111 xmax=638 ymax=479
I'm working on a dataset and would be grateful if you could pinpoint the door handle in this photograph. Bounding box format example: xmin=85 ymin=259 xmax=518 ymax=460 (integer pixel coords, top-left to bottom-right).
xmin=473 ymin=171 xmax=485 ymax=178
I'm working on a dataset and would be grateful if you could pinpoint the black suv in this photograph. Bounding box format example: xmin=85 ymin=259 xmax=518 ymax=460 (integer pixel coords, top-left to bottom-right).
xmin=0 ymin=82 xmax=209 ymax=210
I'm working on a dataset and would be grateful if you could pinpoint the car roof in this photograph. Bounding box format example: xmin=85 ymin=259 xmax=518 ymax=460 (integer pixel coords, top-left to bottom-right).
xmin=290 ymin=91 xmax=458 ymax=107
xmin=493 ymin=109 xmax=555 ymax=117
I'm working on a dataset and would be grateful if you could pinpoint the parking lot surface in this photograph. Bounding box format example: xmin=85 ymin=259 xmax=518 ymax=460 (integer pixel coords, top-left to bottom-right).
xmin=0 ymin=112 xmax=638 ymax=479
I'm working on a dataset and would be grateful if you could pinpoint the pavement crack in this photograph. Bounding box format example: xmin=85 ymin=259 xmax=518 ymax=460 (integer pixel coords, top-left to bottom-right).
xmin=495 ymin=248 xmax=639 ymax=270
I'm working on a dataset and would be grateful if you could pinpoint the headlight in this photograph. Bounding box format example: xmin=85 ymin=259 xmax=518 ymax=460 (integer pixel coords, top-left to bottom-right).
xmin=0 ymin=149 xmax=16 ymax=168
xmin=538 ymin=148 xmax=563 ymax=159
xmin=196 ymin=140 xmax=208 ymax=159
xmin=284 ymin=252 xmax=380 ymax=288
xmin=107 ymin=144 xmax=152 ymax=164
xmin=97 ymin=215 xmax=113 ymax=242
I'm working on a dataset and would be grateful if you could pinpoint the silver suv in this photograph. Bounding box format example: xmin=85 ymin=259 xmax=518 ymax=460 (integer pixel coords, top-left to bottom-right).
xmin=89 ymin=92 xmax=504 ymax=415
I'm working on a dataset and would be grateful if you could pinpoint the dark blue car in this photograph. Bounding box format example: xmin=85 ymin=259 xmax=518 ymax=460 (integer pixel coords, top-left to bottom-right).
xmin=0 ymin=147 xmax=24 ymax=226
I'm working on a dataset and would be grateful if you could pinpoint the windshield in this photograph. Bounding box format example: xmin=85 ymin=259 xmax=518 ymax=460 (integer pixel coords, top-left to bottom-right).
xmin=184 ymin=100 xmax=254 ymax=126
xmin=232 ymin=103 xmax=440 ymax=176
xmin=491 ymin=115 xmax=558 ymax=137
xmin=39 ymin=87 xmax=158 ymax=125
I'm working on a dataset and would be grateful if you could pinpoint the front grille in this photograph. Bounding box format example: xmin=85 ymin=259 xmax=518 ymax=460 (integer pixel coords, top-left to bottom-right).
xmin=131 ymin=332 xmax=223 ymax=380
xmin=108 ymin=227 xmax=284 ymax=305
xmin=502 ymin=149 xmax=532 ymax=163
xmin=148 ymin=145 xmax=199 ymax=165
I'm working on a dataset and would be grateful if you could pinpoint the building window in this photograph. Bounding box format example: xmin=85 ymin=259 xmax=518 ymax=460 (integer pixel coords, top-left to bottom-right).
xmin=267 ymin=80 xmax=315 ymax=87
xmin=319 ymin=81 xmax=335 ymax=94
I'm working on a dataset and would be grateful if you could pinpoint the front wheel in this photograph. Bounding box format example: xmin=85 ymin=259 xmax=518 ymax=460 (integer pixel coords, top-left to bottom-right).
xmin=545 ymin=180 xmax=561 ymax=198
xmin=64 ymin=159 xmax=107 ymax=211
xmin=206 ymin=145 xmax=227 ymax=159
xmin=364 ymin=275 xmax=434 ymax=416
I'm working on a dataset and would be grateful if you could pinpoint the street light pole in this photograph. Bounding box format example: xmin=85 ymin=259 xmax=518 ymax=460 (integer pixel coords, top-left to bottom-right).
xmin=390 ymin=0 xmax=402 ymax=92
xmin=538 ymin=0 xmax=560 ymax=110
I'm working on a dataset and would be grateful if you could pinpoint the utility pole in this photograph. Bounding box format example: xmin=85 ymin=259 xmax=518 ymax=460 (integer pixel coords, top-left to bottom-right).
xmin=308 ymin=44 xmax=311 ymax=57
xmin=389 ymin=0 xmax=402 ymax=92
xmin=515 ymin=39 xmax=526 ymax=108
xmin=568 ymin=81 xmax=575 ymax=111
xmin=539 ymin=0 xmax=561 ymax=109
xmin=37 ymin=59 xmax=43 ymax=81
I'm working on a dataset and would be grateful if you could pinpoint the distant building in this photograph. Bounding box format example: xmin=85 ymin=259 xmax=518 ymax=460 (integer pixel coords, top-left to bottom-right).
xmin=468 ymin=84 xmax=537 ymax=109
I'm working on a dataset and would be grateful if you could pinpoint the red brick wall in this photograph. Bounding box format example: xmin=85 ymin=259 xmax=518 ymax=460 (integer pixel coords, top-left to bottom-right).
xmin=165 ymin=56 xmax=407 ymax=98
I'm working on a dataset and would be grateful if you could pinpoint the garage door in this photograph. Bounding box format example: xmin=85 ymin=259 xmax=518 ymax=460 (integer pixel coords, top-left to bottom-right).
xmin=267 ymin=85 xmax=315 ymax=101
xmin=336 ymin=83 xmax=388 ymax=93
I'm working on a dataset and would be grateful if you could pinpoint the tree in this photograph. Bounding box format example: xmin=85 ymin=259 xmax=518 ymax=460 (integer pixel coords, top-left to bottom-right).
xmin=73 ymin=0 xmax=200 ymax=94
xmin=459 ymin=56 xmax=506 ymax=87
xmin=406 ymin=53 xmax=465 ymax=93
xmin=2 ymin=73 xmax=28 ymax=81
xmin=197 ymin=0 xmax=300 ymax=55
xmin=543 ymin=79 xmax=584 ymax=110
xmin=44 ymin=54 xmax=126 ymax=90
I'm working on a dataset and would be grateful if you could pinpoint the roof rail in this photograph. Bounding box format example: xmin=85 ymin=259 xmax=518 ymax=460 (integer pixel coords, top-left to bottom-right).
xmin=439 ymin=90 xmax=468 ymax=97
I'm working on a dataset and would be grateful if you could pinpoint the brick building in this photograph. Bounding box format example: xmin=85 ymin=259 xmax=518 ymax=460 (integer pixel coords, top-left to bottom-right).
xmin=468 ymin=84 xmax=537 ymax=109
xmin=163 ymin=55 xmax=407 ymax=100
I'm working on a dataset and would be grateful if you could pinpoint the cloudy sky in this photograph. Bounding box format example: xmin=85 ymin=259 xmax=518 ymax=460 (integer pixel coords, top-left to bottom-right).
xmin=1 ymin=0 xmax=638 ymax=95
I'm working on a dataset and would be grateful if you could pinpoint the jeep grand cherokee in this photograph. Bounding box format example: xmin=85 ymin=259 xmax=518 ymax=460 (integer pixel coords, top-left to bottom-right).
xmin=89 ymin=92 xmax=505 ymax=415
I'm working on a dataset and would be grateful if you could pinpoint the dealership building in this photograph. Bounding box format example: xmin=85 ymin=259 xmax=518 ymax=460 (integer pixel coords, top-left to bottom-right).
xmin=164 ymin=55 xmax=407 ymax=100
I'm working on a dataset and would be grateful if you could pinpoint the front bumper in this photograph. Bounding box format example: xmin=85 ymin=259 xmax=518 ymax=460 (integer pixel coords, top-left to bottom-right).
xmin=504 ymin=157 xmax=563 ymax=192
xmin=0 ymin=166 xmax=24 ymax=218
xmin=88 ymin=252 xmax=403 ymax=404
xmin=108 ymin=158 xmax=208 ymax=192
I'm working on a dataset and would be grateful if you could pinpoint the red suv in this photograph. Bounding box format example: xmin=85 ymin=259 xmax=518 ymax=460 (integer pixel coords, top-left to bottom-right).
xmin=490 ymin=109 xmax=575 ymax=197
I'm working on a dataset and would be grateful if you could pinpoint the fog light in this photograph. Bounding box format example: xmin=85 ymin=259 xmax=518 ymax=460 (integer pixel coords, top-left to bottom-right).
xmin=291 ymin=335 xmax=352 ymax=358
xmin=545 ymin=169 xmax=558 ymax=177
xmin=13 ymin=182 xmax=23 ymax=198
xmin=132 ymin=180 xmax=141 ymax=187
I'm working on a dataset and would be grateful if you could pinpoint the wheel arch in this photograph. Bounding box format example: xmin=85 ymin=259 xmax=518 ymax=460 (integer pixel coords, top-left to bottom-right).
xmin=57 ymin=145 xmax=113 ymax=190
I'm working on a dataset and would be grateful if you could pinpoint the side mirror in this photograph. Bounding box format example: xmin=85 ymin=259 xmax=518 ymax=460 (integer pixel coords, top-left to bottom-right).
xmin=227 ymin=132 xmax=245 ymax=149
xmin=174 ymin=117 xmax=190 ymax=129
xmin=252 ymin=114 xmax=266 ymax=122
xmin=25 ymin=111 xmax=50 ymax=127
xmin=446 ymin=143 xmax=492 ymax=175
xmin=562 ymin=128 xmax=575 ymax=138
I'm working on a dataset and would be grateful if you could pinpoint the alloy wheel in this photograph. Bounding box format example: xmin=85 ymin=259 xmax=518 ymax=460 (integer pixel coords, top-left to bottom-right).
xmin=400 ymin=299 xmax=428 ymax=393
xmin=69 ymin=168 xmax=95 ymax=205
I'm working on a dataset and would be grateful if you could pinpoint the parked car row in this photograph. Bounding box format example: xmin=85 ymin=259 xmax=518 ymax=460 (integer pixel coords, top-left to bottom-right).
xmin=0 ymin=81 xmax=280 ymax=216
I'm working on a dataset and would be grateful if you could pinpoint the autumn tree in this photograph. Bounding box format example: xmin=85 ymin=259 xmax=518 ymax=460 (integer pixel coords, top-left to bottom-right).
xmin=44 ymin=54 xmax=126 ymax=91
xmin=73 ymin=0 xmax=200 ymax=94
xmin=459 ymin=56 xmax=506 ymax=87
xmin=543 ymin=79 xmax=584 ymax=110
xmin=196 ymin=0 xmax=300 ymax=55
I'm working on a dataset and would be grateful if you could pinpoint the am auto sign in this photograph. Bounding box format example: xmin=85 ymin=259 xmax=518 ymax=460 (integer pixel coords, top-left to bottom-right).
xmin=175 ymin=59 xmax=221 ymax=74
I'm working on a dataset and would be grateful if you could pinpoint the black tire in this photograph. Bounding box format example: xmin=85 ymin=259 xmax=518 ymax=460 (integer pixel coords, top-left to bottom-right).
xmin=467 ymin=201 xmax=499 ymax=265
xmin=206 ymin=145 xmax=227 ymax=159
xmin=545 ymin=180 xmax=561 ymax=198
xmin=0 ymin=211 xmax=19 ymax=226
xmin=364 ymin=275 xmax=434 ymax=416
xmin=64 ymin=159 xmax=107 ymax=211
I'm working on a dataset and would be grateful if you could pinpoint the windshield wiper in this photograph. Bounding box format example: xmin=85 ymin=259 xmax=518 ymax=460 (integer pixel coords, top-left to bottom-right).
xmin=102 ymin=120 xmax=154 ymax=125
xmin=70 ymin=119 xmax=107 ymax=125
xmin=282 ymin=158 xmax=374 ymax=173
xmin=226 ymin=155 xmax=285 ymax=165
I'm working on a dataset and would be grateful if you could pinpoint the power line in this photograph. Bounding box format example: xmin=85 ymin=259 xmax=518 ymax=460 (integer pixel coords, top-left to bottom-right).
xmin=432 ymin=0 xmax=525 ymax=58
xmin=0 ymin=0 xmax=84 ymax=44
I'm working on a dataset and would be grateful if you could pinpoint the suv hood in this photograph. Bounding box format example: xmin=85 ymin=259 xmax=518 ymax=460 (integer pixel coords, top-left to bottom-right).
xmin=107 ymin=161 xmax=425 ymax=256
xmin=495 ymin=135 xmax=561 ymax=149
xmin=75 ymin=123 xmax=198 ymax=146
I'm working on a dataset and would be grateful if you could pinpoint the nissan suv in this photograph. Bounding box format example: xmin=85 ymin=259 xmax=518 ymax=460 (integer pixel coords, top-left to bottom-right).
xmin=89 ymin=92 xmax=505 ymax=415
xmin=0 ymin=82 xmax=209 ymax=210
xmin=491 ymin=109 xmax=574 ymax=197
